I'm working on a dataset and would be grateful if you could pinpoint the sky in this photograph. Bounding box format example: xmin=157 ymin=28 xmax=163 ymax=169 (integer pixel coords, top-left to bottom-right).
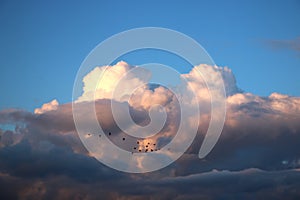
xmin=1 ymin=0 xmax=300 ymax=111
xmin=1 ymin=0 xmax=300 ymax=199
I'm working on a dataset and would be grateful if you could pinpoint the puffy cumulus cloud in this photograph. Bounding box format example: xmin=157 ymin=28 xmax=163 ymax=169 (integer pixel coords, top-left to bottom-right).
xmin=77 ymin=61 xmax=239 ymax=109
xmin=269 ymin=92 xmax=300 ymax=114
xmin=182 ymin=64 xmax=240 ymax=101
xmin=78 ymin=61 xmax=149 ymax=103
xmin=129 ymin=85 xmax=175 ymax=110
xmin=226 ymin=92 xmax=300 ymax=129
xmin=0 ymin=62 xmax=300 ymax=199
xmin=34 ymin=99 xmax=59 ymax=114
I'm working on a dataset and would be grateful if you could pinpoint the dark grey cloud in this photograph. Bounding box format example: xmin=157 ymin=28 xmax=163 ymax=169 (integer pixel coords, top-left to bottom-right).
xmin=1 ymin=165 xmax=300 ymax=200
xmin=0 ymin=140 xmax=121 ymax=181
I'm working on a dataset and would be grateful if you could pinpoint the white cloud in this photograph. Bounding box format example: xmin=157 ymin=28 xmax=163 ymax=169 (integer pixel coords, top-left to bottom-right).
xmin=77 ymin=61 xmax=149 ymax=103
xmin=77 ymin=61 xmax=237 ymax=115
xmin=34 ymin=99 xmax=59 ymax=114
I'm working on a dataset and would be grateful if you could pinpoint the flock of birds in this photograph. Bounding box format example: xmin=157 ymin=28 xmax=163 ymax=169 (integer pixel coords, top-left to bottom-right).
xmin=91 ymin=132 xmax=160 ymax=154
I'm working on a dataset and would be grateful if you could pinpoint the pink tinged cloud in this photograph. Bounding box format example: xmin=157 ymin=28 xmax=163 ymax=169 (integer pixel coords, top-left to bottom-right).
xmin=34 ymin=99 xmax=59 ymax=114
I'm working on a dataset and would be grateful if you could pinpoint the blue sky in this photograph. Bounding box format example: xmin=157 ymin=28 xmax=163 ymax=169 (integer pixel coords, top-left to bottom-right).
xmin=1 ymin=1 xmax=300 ymax=199
xmin=1 ymin=0 xmax=299 ymax=111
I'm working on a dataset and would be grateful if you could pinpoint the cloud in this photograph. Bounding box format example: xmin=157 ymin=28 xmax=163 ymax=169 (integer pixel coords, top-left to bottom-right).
xmin=0 ymin=156 xmax=300 ymax=200
xmin=1 ymin=62 xmax=300 ymax=199
xmin=265 ymin=37 xmax=300 ymax=54
xmin=34 ymin=99 xmax=59 ymax=114
xmin=77 ymin=61 xmax=149 ymax=103
xmin=78 ymin=61 xmax=241 ymax=105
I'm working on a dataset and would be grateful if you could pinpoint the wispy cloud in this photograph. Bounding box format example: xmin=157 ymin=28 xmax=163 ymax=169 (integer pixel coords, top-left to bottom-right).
xmin=264 ymin=37 xmax=300 ymax=55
